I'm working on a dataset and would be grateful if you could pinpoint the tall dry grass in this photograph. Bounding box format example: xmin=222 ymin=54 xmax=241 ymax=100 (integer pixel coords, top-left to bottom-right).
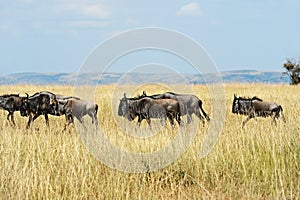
xmin=0 ymin=84 xmax=299 ymax=199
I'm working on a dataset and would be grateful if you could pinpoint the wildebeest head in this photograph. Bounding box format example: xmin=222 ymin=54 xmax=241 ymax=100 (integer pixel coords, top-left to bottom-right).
xmin=118 ymin=93 xmax=129 ymax=116
xmin=232 ymin=94 xmax=239 ymax=114
xmin=232 ymin=95 xmax=251 ymax=115
xmin=19 ymin=93 xmax=29 ymax=116
xmin=118 ymin=94 xmax=136 ymax=121
xmin=232 ymin=95 xmax=263 ymax=115
xmin=49 ymin=98 xmax=59 ymax=115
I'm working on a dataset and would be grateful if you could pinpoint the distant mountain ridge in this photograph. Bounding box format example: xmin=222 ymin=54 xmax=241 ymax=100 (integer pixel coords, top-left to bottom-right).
xmin=0 ymin=70 xmax=289 ymax=85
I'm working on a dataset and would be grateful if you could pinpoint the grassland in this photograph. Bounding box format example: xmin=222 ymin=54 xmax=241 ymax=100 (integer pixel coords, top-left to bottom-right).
xmin=0 ymin=84 xmax=299 ymax=199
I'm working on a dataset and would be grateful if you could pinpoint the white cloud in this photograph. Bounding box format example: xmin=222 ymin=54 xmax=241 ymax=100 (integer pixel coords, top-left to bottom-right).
xmin=57 ymin=1 xmax=111 ymax=19
xmin=176 ymin=2 xmax=202 ymax=16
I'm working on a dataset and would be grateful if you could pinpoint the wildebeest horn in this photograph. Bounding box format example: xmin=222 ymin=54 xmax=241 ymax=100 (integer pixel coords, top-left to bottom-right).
xmin=143 ymin=91 xmax=147 ymax=96
xmin=124 ymin=93 xmax=127 ymax=98
xmin=25 ymin=93 xmax=29 ymax=98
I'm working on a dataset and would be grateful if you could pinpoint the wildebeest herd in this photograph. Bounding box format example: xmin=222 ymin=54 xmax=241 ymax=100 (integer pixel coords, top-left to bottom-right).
xmin=0 ymin=90 xmax=286 ymax=130
xmin=0 ymin=91 xmax=98 ymax=130
xmin=118 ymin=91 xmax=210 ymax=127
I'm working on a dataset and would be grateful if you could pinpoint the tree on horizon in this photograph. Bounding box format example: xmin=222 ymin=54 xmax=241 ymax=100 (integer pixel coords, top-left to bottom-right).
xmin=282 ymin=58 xmax=300 ymax=85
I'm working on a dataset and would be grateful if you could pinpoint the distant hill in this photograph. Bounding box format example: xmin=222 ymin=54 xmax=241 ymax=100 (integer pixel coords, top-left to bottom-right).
xmin=0 ymin=70 xmax=290 ymax=85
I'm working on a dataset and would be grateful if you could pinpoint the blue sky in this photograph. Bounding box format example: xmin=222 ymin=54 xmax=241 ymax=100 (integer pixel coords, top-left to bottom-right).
xmin=0 ymin=0 xmax=300 ymax=75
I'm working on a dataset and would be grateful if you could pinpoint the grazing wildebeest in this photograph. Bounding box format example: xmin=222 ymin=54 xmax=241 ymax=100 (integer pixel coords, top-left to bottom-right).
xmin=61 ymin=98 xmax=98 ymax=129
xmin=0 ymin=94 xmax=27 ymax=126
xmin=141 ymin=91 xmax=210 ymax=124
xmin=118 ymin=94 xmax=182 ymax=127
xmin=19 ymin=92 xmax=59 ymax=128
xmin=232 ymin=94 xmax=286 ymax=127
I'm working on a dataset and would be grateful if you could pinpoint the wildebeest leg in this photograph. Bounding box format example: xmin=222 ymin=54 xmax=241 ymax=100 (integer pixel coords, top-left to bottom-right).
xmin=137 ymin=115 xmax=143 ymax=127
xmin=26 ymin=114 xmax=34 ymax=129
xmin=270 ymin=111 xmax=277 ymax=125
xmin=278 ymin=106 xmax=286 ymax=123
xmin=63 ymin=114 xmax=74 ymax=131
xmin=10 ymin=112 xmax=16 ymax=126
xmin=44 ymin=114 xmax=49 ymax=126
xmin=159 ymin=115 xmax=167 ymax=126
xmin=242 ymin=115 xmax=253 ymax=128
xmin=94 ymin=114 xmax=98 ymax=126
xmin=28 ymin=113 xmax=42 ymax=128
xmin=75 ymin=115 xmax=87 ymax=129
xmin=280 ymin=111 xmax=286 ymax=123
xmin=76 ymin=115 xmax=84 ymax=124
xmin=66 ymin=114 xmax=74 ymax=124
xmin=88 ymin=112 xmax=98 ymax=126
xmin=273 ymin=117 xmax=277 ymax=125
xmin=176 ymin=113 xmax=182 ymax=126
xmin=146 ymin=118 xmax=151 ymax=127
xmin=7 ymin=112 xmax=16 ymax=126
xmin=167 ymin=114 xmax=175 ymax=126
xmin=271 ymin=108 xmax=281 ymax=125
xmin=187 ymin=112 xmax=192 ymax=124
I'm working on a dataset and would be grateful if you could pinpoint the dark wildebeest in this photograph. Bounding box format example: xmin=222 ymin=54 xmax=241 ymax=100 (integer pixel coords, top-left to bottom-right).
xmin=59 ymin=98 xmax=98 ymax=129
xmin=232 ymin=94 xmax=286 ymax=128
xmin=27 ymin=91 xmax=84 ymax=130
xmin=118 ymin=94 xmax=182 ymax=127
xmin=0 ymin=94 xmax=27 ymax=126
xmin=19 ymin=92 xmax=59 ymax=128
xmin=141 ymin=91 xmax=210 ymax=125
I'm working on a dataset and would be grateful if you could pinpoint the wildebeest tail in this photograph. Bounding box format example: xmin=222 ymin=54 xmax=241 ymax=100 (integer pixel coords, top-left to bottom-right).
xmin=95 ymin=104 xmax=98 ymax=114
xmin=278 ymin=105 xmax=286 ymax=122
xmin=199 ymin=100 xmax=210 ymax=121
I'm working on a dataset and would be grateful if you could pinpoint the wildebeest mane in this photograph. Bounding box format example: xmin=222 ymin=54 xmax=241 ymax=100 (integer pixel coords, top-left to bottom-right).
xmin=236 ymin=96 xmax=263 ymax=102
xmin=60 ymin=96 xmax=80 ymax=100
xmin=1 ymin=94 xmax=19 ymax=98
xmin=29 ymin=91 xmax=57 ymax=100
xmin=29 ymin=92 xmax=43 ymax=99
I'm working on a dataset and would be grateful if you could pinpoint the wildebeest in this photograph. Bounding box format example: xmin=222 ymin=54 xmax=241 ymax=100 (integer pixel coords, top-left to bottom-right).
xmin=141 ymin=91 xmax=210 ymax=125
xmin=0 ymin=94 xmax=27 ymax=126
xmin=45 ymin=94 xmax=81 ymax=129
xmin=118 ymin=93 xmax=182 ymax=127
xmin=19 ymin=90 xmax=97 ymax=129
xmin=60 ymin=98 xmax=98 ymax=129
xmin=19 ymin=92 xmax=59 ymax=128
xmin=232 ymin=94 xmax=286 ymax=127
xmin=19 ymin=91 xmax=84 ymax=128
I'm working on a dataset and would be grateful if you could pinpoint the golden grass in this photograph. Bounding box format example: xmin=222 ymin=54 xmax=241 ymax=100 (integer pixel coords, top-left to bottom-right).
xmin=0 ymin=83 xmax=299 ymax=199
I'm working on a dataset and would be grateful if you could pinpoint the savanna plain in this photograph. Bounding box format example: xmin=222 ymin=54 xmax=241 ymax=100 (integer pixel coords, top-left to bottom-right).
xmin=0 ymin=84 xmax=299 ymax=199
